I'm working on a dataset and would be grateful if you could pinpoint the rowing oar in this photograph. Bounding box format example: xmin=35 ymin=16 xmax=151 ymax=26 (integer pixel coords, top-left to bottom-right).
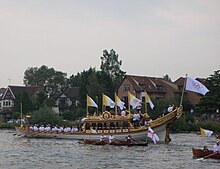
xmin=196 ymin=152 xmax=216 ymax=161
xmin=13 ymin=133 xmax=21 ymax=136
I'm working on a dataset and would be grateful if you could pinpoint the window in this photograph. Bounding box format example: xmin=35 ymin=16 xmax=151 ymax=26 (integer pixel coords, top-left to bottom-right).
xmin=123 ymin=84 xmax=130 ymax=91
xmin=139 ymin=84 xmax=145 ymax=91
xmin=2 ymin=100 xmax=12 ymax=107
xmin=142 ymin=96 xmax=146 ymax=103
xmin=157 ymin=85 xmax=165 ymax=92
xmin=85 ymin=123 xmax=90 ymax=130
xmin=98 ymin=123 xmax=102 ymax=130
xmin=116 ymin=122 xmax=122 ymax=129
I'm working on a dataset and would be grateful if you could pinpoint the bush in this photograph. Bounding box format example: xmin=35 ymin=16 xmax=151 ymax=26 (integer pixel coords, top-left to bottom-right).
xmin=194 ymin=121 xmax=220 ymax=133
xmin=30 ymin=106 xmax=63 ymax=125
xmin=0 ymin=123 xmax=15 ymax=129
xmin=170 ymin=115 xmax=190 ymax=132
xmin=170 ymin=115 xmax=220 ymax=133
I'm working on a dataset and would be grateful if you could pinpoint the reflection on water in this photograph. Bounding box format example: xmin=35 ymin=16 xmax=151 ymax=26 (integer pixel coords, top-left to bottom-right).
xmin=0 ymin=130 xmax=219 ymax=169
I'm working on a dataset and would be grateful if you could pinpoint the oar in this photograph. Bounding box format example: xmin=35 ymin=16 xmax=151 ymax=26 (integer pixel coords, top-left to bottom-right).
xmin=196 ymin=152 xmax=216 ymax=161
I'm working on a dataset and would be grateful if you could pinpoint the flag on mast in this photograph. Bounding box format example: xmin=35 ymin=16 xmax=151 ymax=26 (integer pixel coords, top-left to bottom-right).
xmin=144 ymin=92 xmax=154 ymax=109
xmin=115 ymin=95 xmax=125 ymax=110
xmin=87 ymin=95 xmax=98 ymax=108
xmin=103 ymin=94 xmax=115 ymax=108
xmin=128 ymin=91 xmax=141 ymax=109
xmin=186 ymin=76 xmax=209 ymax=95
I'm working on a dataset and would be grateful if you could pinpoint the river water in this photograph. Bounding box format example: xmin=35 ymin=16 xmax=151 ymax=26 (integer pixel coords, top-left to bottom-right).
xmin=0 ymin=130 xmax=219 ymax=169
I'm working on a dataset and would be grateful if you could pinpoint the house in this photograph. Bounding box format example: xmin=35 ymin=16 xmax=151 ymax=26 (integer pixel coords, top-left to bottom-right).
xmin=0 ymin=88 xmax=6 ymax=111
xmin=117 ymin=75 xmax=180 ymax=107
xmin=0 ymin=85 xmax=43 ymax=122
xmin=0 ymin=88 xmax=6 ymax=122
xmin=56 ymin=87 xmax=80 ymax=112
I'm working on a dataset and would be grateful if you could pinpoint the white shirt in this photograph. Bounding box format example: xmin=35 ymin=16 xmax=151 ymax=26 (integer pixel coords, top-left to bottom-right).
xmin=167 ymin=106 xmax=174 ymax=112
xmin=34 ymin=126 xmax=39 ymax=131
xmin=213 ymin=144 xmax=220 ymax=152
xmin=136 ymin=113 xmax=141 ymax=121
xmin=100 ymin=135 xmax=105 ymax=141
xmin=133 ymin=114 xmax=137 ymax=121
xmin=109 ymin=135 xmax=115 ymax=143
xmin=121 ymin=110 xmax=126 ymax=116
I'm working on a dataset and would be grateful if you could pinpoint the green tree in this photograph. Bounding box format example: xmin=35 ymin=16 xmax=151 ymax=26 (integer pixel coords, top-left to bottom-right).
xmin=69 ymin=67 xmax=97 ymax=108
xmin=62 ymin=110 xmax=83 ymax=121
xmin=30 ymin=107 xmax=62 ymax=125
xmin=23 ymin=65 xmax=68 ymax=99
xmin=195 ymin=70 xmax=220 ymax=115
xmin=100 ymin=49 xmax=126 ymax=89
xmin=13 ymin=92 xmax=33 ymax=115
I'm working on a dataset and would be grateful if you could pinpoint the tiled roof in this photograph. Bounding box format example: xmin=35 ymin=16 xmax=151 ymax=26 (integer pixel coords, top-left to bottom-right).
xmin=174 ymin=77 xmax=185 ymax=86
xmin=0 ymin=88 xmax=6 ymax=99
xmin=125 ymin=75 xmax=179 ymax=93
xmin=174 ymin=77 xmax=207 ymax=86
xmin=8 ymin=85 xmax=43 ymax=97
xmin=64 ymin=87 xmax=80 ymax=98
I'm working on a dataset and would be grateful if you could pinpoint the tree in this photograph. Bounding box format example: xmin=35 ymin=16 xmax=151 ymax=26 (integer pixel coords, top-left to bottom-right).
xmin=69 ymin=67 xmax=97 ymax=108
xmin=30 ymin=106 xmax=62 ymax=125
xmin=23 ymin=65 xmax=68 ymax=99
xmin=13 ymin=92 xmax=33 ymax=114
xmin=195 ymin=70 xmax=220 ymax=115
xmin=100 ymin=49 xmax=126 ymax=90
xmin=32 ymin=91 xmax=51 ymax=110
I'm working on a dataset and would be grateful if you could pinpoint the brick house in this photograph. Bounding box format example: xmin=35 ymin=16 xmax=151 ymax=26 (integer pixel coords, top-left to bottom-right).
xmin=116 ymin=75 xmax=180 ymax=107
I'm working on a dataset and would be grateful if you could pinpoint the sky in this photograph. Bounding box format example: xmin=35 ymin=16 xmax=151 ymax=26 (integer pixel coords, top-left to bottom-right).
xmin=0 ymin=0 xmax=220 ymax=87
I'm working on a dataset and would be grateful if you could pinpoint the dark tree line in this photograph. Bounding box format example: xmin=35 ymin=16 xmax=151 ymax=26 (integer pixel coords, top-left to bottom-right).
xmin=194 ymin=70 xmax=220 ymax=115
xmin=22 ymin=49 xmax=126 ymax=113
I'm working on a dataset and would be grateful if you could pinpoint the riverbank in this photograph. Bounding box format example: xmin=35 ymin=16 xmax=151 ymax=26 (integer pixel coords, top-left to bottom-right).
xmin=170 ymin=115 xmax=220 ymax=134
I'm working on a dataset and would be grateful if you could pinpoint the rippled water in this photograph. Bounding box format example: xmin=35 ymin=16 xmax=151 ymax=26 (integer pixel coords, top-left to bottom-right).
xmin=0 ymin=130 xmax=219 ymax=169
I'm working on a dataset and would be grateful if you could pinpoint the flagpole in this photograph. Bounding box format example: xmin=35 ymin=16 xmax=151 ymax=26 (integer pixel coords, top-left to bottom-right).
xmin=128 ymin=91 xmax=131 ymax=114
xmin=102 ymin=93 xmax=104 ymax=113
xmin=20 ymin=103 xmax=22 ymax=128
xmin=180 ymin=74 xmax=187 ymax=106
xmin=115 ymin=92 xmax=117 ymax=115
xmin=144 ymin=91 xmax=147 ymax=114
xmin=95 ymin=96 xmax=98 ymax=115
xmin=86 ymin=95 xmax=89 ymax=116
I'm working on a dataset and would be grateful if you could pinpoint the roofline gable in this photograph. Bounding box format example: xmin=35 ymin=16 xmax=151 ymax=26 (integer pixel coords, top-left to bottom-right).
xmin=2 ymin=86 xmax=15 ymax=99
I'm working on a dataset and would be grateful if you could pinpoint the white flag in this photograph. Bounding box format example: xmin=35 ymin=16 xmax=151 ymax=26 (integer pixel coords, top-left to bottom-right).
xmin=128 ymin=91 xmax=141 ymax=109
xmin=103 ymin=94 xmax=115 ymax=108
xmin=147 ymin=127 xmax=159 ymax=144
xmin=115 ymin=95 xmax=125 ymax=110
xmin=186 ymin=76 xmax=209 ymax=95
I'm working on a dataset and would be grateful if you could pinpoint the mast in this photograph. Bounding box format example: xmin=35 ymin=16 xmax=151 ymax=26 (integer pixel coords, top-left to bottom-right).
xmin=144 ymin=91 xmax=147 ymax=114
xmin=115 ymin=92 xmax=118 ymax=115
xmin=179 ymin=74 xmax=187 ymax=106
xmin=86 ymin=95 xmax=89 ymax=116
xmin=20 ymin=103 xmax=23 ymax=128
